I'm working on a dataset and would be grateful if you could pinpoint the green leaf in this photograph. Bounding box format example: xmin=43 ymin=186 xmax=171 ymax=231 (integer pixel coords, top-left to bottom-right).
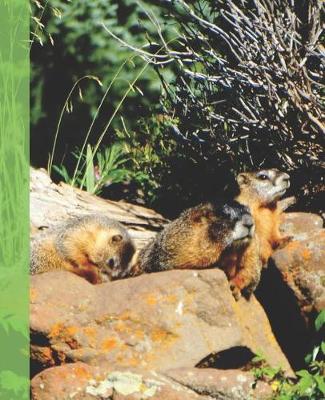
xmin=85 ymin=144 xmax=95 ymax=193
xmin=296 ymin=369 xmax=311 ymax=378
xmin=276 ymin=395 xmax=292 ymax=400
xmin=53 ymin=164 xmax=71 ymax=183
xmin=315 ymin=310 xmax=325 ymax=331
xmin=321 ymin=341 xmax=325 ymax=355
xmin=297 ymin=378 xmax=314 ymax=395
xmin=305 ymin=352 xmax=312 ymax=364
xmin=315 ymin=375 xmax=325 ymax=395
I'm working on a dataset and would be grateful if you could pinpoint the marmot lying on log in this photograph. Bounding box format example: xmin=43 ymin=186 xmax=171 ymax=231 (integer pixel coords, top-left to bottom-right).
xmin=31 ymin=214 xmax=136 ymax=284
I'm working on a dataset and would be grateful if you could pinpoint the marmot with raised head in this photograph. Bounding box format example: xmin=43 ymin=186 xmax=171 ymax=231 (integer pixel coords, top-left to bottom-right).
xmin=132 ymin=201 xmax=261 ymax=299
xmin=236 ymin=169 xmax=293 ymax=266
xmin=31 ymin=214 xmax=136 ymax=284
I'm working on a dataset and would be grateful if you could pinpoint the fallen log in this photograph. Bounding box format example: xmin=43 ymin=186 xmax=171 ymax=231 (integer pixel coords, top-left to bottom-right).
xmin=30 ymin=168 xmax=168 ymax=249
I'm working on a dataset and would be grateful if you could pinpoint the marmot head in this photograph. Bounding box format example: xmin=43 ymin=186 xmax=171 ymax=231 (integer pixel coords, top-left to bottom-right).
xmin=196 ymin=201 xmax=254 ymax=249
xmin=237 ymin=169 xmax=290 ymax=205
xmin=58 ymin=215 xmax=136 ymax=281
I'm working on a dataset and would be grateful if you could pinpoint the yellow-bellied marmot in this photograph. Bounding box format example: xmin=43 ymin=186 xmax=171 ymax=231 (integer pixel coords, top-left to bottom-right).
xmin=132 ymin=200 xmax=260 ymax=299
xmin=236 ymin=169 xmax=292 ymax=266
xmin=30 ymin=214 xmax=136 ymax=284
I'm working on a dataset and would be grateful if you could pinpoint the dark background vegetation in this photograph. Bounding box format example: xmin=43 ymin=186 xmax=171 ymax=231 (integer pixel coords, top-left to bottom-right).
xmin=31 ymin=0 xmax=324 ymax=218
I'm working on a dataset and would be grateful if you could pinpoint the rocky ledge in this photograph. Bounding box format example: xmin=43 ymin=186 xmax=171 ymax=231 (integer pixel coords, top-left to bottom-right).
xmin=30 ymin=169 xmax=324 ymax=399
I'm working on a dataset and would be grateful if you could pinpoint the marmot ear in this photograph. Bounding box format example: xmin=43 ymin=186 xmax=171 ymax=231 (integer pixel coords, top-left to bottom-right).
xmin=112 ymin=234 xmax=123 ymax=243
xmin=237 ymin=173 xmax=248 ymax=185
xmin=190 ymin=209 xmax=203 ymax=223
xmin=190 ymin=207 xmax=213 ymax=223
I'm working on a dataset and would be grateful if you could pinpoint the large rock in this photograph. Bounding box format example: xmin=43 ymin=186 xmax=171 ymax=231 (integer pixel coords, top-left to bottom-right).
xmin=31 ymin=362 xmax=203 ymax=400
xmin=164 ymin=367 xmax=272 ymax=400
xmin=272 ymin=228 xmax=325 ymax=314
xmin=273 ymin=211 xmax=325 ymax=315
xmin=30 ymin=269 xmax=291 ymax=375
xmin=280 ymin=212 xmax=323 ymax=241
xmin=31 ymin=362 xmax=272 ymax=400
xmin=252 ymin=212 xmax=324 ymax=370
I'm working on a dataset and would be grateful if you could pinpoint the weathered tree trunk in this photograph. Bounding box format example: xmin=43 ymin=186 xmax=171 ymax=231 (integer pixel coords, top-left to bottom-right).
xmin=30 ymin=168 xmax=168 ymax=249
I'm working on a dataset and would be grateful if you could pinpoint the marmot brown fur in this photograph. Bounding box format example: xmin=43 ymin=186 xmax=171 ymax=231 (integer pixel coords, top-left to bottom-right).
xmin=30 ymin=214 xmax=136 ymax=284
xmin=236 ymin=169 xmax=292 ymax=266
xmin=132 ymin=201 xmax=260 ymax=299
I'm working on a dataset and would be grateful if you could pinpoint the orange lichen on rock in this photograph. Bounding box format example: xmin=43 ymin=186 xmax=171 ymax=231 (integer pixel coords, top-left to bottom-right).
xmin=134 ymin=329 xmax=145 ymax=340
xmin=150 ymin=328 xmax=178 ymax=346
xmin=284 ymin=240 xmax=300 ymax=253
xmin=48 ymin=323 xmax=65 ymax=339
xmin=74 ymin=365 xmax=92 ymax=380
xmin=83 ymin=326 xmax=97 ymax=339
xmin=165 ymin=294 xmax=178 ymax=304
xmin=49 ymin=323 xmax=78 ymax=339
xmin=145 ymin=293 xmax=158 ymax=306
xmin=112 ymin=320 xmax=126 ymax=334
xmin=301 ymin=248 xmax=312 ymax=260
xmin=48 ymin=323 xmax=80 ymax=350
xmin=101 ymin=337 xmax=118 ymax=352
xmin=66 ymin=326 xmax=78 ymax=336
xmin=31 ymin=345 xmax=54 ymax=366
xmin=123 ymin=355 xmax=139 ymax=367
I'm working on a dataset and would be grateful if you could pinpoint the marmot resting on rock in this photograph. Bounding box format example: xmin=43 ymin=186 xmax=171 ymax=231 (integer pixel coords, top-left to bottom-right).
xmin=132 ymin=201 xmax=260 ymax=299
xmin=31 ymin=214 xmax=136 ymax=284
xmin=236 ymin=168 xmax=292 ymax=266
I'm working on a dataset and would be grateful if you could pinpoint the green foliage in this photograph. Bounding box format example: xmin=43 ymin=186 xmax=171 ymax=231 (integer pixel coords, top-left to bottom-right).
xmin=115 ymin=114 xmax=179 ymax=207
xmin=252 ymin=311 xmax=325 ymax=400
xmin=30 ymin=0 xmax=175 ymax=168
xmin=54 ymin=143 xmax=132 ymax=195
xmin=251 ymin=352 xmax=283 ymax=382
xmin=53 ymin=114 xmax=183 ymax=209
xmin=315 ymin=310 xmax=325 ymax=332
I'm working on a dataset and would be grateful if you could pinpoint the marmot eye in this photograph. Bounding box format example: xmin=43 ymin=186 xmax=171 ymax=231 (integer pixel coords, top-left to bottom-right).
xmin=258 ymin=174 xmax=268 ymax=181
xmin=111 ymin=234 xmax=123 ymax=243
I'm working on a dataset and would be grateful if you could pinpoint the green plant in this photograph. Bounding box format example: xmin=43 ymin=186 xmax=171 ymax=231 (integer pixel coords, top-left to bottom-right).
xmin=30 ymin=0 xmax=176 ymax=168
xmin=252 ymin=311 xmax=325 ymax=399
xmin=54 ymin=143 xmax=132 ymax=195
xmin=115 ymin=114 xmax=179 ymax=207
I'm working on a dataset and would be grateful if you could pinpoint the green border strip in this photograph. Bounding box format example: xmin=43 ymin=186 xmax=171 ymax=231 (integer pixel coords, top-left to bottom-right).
xmin=0 ymin=0 xmax=29 ymax=398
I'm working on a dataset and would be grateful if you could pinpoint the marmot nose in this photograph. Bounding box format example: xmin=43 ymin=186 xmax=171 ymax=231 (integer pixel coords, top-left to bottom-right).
xmin=242 ymin=214 xmax=254 ymax=229
xmin=279 ymin=173 xmax=290 ymax=187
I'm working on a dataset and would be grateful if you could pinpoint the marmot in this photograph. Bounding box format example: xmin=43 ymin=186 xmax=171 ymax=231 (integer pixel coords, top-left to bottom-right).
xmin=218 ymin=232 xmax=261 ymax=300
xmin=132 ymin=200 xmax=260 ymax=299
xmin=30 ymin=214 xmax=136 ymax=284
xmin=236 ymin=169 xmax=292 ymax=266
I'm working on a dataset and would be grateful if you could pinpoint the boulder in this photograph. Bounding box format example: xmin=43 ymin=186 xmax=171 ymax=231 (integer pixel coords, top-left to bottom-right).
xmin=272 ymin=228 xmax=325 ymax=314
xmin=164 ymin=367 xmax=272 ymax=400
xmin=280 ymin=212 xmax=323 ymax=241
xmin=31 ymin=362 xmax=272 ymax=400
xmin=252 ymin=212 xmax=324 ymax=369
xmin=273 ymin=211 xmax=325 ymax=315
xmin=30 ymin=269 xmax=291 ymax=375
